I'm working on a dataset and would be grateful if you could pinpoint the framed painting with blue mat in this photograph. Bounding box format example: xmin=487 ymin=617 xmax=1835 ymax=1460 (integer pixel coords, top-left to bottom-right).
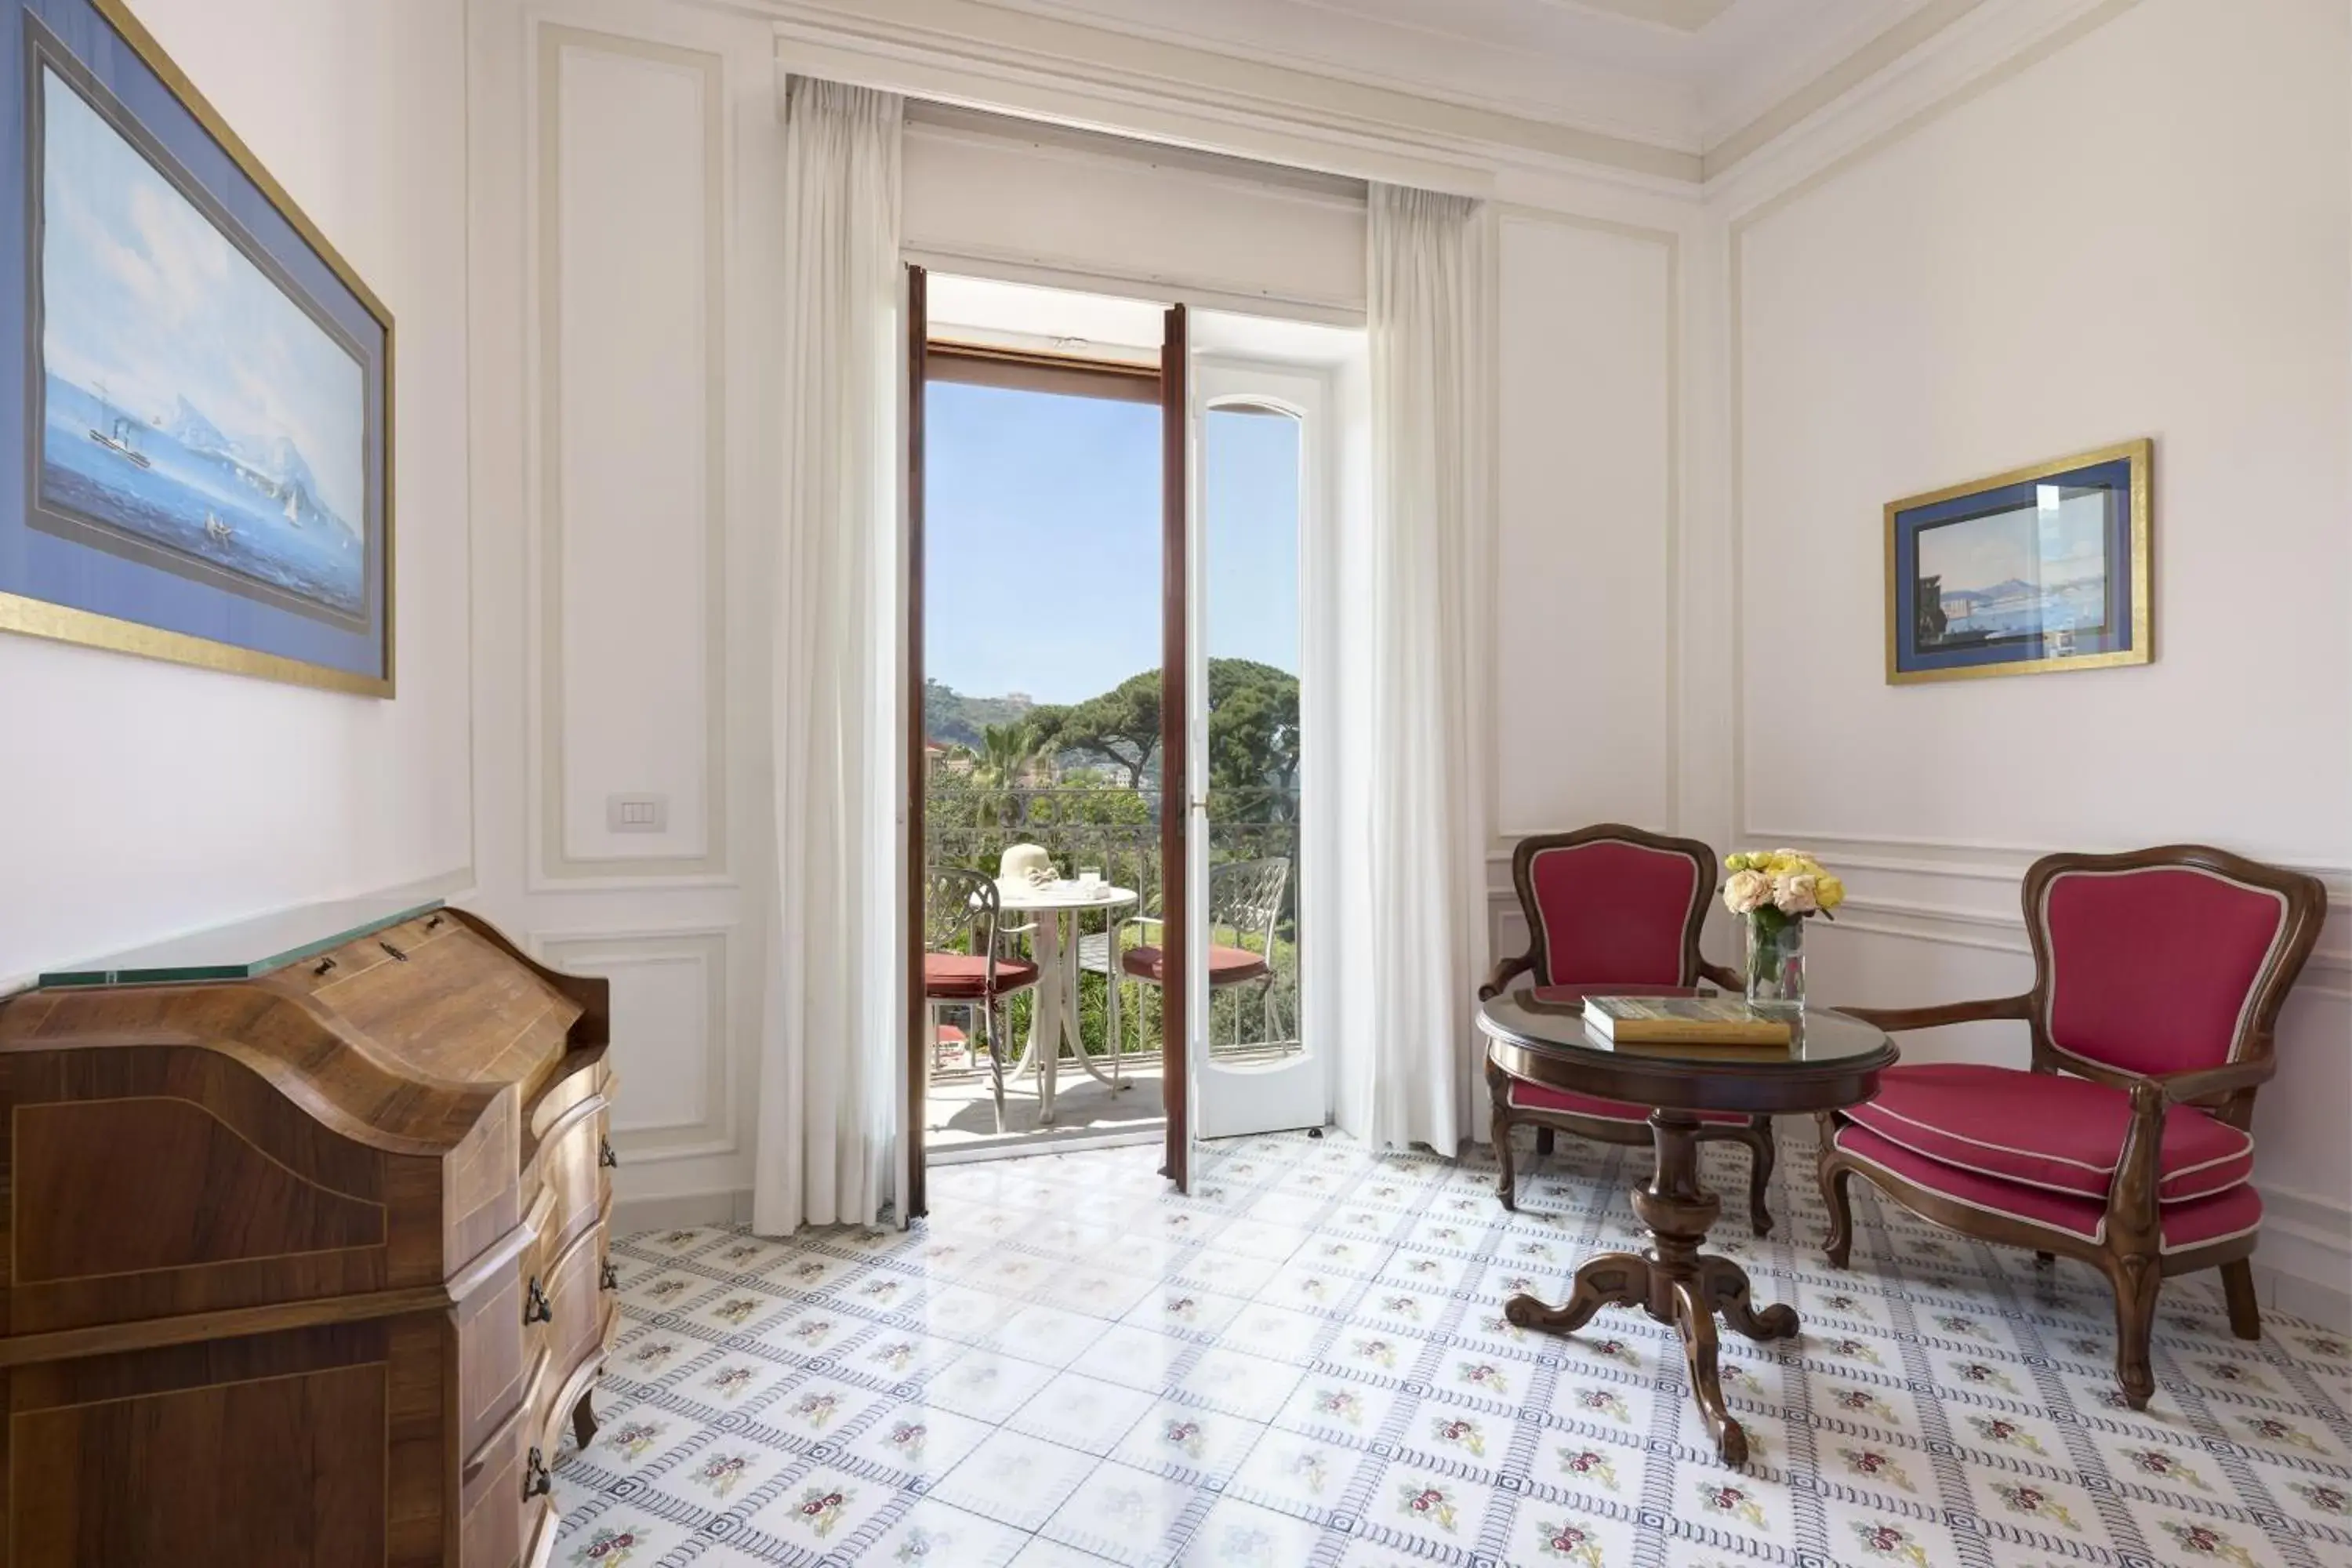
xmin=2 ymin=0 xmax=392 ymax=694
xmin=1884 ymin=439 xmax=2151 ymax=685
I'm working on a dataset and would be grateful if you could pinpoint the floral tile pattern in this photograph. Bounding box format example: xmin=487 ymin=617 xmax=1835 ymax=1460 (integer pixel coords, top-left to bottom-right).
xmin=555 ymin=1125 xmax=2352 ymax=1566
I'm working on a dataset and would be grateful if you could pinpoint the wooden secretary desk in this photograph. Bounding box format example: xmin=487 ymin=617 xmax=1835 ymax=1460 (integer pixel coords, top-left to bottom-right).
xmin=0 ymin=897 xmax=617 ymax=1567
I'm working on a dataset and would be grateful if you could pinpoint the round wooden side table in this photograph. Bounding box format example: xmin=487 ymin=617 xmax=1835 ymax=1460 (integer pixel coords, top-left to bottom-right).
xmin=1478 ymin=992 xmax=1897 ymax=1467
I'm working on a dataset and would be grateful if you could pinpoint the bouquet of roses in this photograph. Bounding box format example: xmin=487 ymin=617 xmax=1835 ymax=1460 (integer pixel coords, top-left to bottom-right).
xmin=1720 ymin=849 xmax=1844 ymax=1007
xmin=1721 ymin=849 xmax=1845 ymax=920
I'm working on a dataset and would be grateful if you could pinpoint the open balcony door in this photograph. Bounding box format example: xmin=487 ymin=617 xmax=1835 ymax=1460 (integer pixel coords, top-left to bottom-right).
xmin=1183 ymin=351 xmax=1331 ymax=1148
xmin=1160 ymin=304 xmax=1192 ymax=1192
xmin=899 ymin=262 xmax=928 ymax=1222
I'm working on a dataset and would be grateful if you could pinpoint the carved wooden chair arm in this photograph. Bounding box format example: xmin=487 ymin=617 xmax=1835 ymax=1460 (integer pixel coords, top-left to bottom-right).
xmin=1697 ymin=959 xmax=1741 ymax=992
xmin=1838 ymin=993 xmax=2034 ymax=1033
xmin=2152 ymin=1058 xmax=2278 ymax=1102
xmin=2040 ymin=1048 xmax=2277 ymax=1106
xmin=1479 ymin=952 xmax=1534 ymax=1003
xmin=2096 ymin=1061 xmax=2276 ymax=1240
xmin=2104 ymin=1078 xmax=2174 ymax=1242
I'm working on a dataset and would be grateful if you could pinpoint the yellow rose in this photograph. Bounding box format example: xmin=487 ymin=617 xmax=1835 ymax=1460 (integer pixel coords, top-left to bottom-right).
xmin=1816 ymin=874 xmax=1846 ymax=912
xmin=1725 ymin=852 xmax=1751 ymax=872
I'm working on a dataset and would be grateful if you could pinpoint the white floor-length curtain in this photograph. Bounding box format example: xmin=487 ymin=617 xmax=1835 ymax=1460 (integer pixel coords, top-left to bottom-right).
xmin=1327 ymin=183 xmax=1494 ymax=1155
xmin=753 ymin=78 xmax=905 ymax=1234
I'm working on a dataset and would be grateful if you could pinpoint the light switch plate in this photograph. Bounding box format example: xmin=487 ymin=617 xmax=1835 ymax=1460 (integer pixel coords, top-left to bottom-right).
xmin=607 ymin=793 xmax=668 ymax=833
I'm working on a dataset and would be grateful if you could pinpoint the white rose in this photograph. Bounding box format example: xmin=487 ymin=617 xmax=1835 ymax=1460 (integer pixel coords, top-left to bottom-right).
xmin=1722 ymin=869 xmax=1771 ymax=915
xmin=1773 ymin=873 xmax=1820 ymax=916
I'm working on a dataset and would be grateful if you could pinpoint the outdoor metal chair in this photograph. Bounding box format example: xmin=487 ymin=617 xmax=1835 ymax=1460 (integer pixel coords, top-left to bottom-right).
xmin=1078 ymin=855 xmax=1291 ymax=1063
xmin=922 ymin=865 xmax=1040 ymax=1132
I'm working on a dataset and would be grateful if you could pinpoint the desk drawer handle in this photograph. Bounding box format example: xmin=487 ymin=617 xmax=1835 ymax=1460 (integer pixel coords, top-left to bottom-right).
xmin=379 ymin=940 xmax=408 ymax=962
xmin=600 ymin=1259 xmax=620 ymax=1292
xmin=523 ymin=1446 xmax=552 ymax=1500
xmin=599 ymin=1137 xmax=619 ymax=1169
xmin=524 ymin=1277 xmax=554 ymax=1324
xmin=424 ymin=913 xmax=445 ymax=931
xmin=312 ymin=956 xmax=336 ymax=977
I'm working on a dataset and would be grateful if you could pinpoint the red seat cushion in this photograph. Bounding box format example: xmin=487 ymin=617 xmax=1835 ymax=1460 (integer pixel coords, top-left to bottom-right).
xmin=1121 ymin=944 xmax=1269 ymax=985
xmin=1504 ymin=1078 xmax=1748 ymax=1126
xmin=924 ymin=952 xmax=1040 ymax=1000
xmin=1844 ymin=1063 xmax=2252 ymax=1203
xmin=1832 ymin=1123 xmax=2261 ymax=1252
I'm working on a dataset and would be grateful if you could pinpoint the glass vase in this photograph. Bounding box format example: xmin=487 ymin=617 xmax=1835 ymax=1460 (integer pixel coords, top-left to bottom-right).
xmin=1744 ymin=915 xmax=1806 ymax=1014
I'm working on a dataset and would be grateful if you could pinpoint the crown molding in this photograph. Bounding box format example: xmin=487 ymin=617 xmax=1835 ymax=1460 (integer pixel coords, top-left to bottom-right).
xmin=766 ymin=0 xmax=1699 ymax=192
xmin=697 ymin=0 xmax=2080 ymax=201
xmin=1708 ymin=0 xmax=2132 ymax=209
xmin=978 ymin=0 xmax=1708 ymax=155
xmin=1700 ymin=0 xmax=1984 ymax=177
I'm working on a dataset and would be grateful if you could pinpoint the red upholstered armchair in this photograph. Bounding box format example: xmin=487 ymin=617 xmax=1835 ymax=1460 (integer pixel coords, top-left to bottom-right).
xmin=1821 ymin=845 xmax=2326 ymax=1410
xmin=1481 ymin=825 xmax=1776 ymax=1231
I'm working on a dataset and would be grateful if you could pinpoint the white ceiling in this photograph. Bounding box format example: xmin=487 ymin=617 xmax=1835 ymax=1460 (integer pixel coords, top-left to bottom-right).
xmin=976 ymin=0 xmax=1949 ymax=155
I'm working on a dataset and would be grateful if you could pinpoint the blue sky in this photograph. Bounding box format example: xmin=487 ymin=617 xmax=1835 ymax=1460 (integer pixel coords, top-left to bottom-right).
xmin=40 ymin=65 xmax=364 ymax=524
xmin=926 ymin=382 xmax=1300 ymax=704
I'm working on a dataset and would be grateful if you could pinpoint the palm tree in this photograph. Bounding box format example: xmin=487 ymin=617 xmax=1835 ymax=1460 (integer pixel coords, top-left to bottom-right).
xmin=974 ymin=721 xmax=1050 ymax=826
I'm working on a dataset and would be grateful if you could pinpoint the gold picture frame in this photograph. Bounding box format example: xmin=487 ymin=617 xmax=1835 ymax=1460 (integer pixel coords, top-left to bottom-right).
xmin=1884 ymin=438 xmax=2151 ymax=686
xmin=0 ymin=0 xmax=395 ymax=695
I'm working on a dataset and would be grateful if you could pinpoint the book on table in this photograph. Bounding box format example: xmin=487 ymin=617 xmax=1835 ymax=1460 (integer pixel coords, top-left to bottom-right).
xmin=1580 ymin=995 xmax=1794 ymax=1051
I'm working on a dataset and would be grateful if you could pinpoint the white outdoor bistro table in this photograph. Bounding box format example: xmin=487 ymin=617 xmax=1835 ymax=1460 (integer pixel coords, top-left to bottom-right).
xmin=995 ymin=878 xmax=1139 ymax=1123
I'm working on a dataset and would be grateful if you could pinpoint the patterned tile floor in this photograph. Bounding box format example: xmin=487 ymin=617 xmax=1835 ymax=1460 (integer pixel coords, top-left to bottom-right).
xmin=554 ymin=1127 xmax=2352 ymax=1567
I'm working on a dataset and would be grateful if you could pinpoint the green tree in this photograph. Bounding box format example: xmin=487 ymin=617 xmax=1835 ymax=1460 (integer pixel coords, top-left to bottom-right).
xmin=1030 ymin=670 xmax=1162 ymax=789
xmin=1205 ymin=659 xmax=1299 ymax=822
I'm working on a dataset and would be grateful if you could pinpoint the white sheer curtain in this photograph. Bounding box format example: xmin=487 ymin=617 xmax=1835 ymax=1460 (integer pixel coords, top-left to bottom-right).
xmin=1328 ymin=183 xmax=1493 ymax=1155
xmin=753 ymin=78 xmax=904 ymax=1233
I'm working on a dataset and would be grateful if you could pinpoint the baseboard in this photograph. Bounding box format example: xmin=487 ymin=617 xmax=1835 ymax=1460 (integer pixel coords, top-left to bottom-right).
xmin=612 ymin=1188 xmax=753 ymax=1236
xmin=2252 ymin=1185 xmax=2352 ymax=1332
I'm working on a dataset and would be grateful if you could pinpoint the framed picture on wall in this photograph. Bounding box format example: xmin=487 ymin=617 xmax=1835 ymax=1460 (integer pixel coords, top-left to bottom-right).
xmin=1 ymin=0 xmax=394 ymax=695
xmin=1885 ymin=439 xmax=2151 ymax=685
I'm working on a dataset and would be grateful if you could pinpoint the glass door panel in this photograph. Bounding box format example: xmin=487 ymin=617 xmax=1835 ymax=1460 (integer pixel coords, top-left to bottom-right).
xmin=1186 ymin=361 xmax=1327 ymax=1141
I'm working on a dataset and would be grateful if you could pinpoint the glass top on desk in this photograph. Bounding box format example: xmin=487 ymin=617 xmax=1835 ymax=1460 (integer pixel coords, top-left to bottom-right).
xmin=1477 ymin=988 xmax=1895 ymax=1073
xmin=38 ymin=892 xmax=447 ymax=988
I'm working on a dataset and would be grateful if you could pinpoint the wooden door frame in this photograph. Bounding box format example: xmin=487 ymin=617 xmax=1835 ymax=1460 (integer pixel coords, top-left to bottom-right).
xmin=902 ymin=262 xmax=930 ymax=1221
xmin=902 ymin=281 xmax=1195 ymax=1200
xmin=1160 ymin=303 xmax=1190 ymax=1192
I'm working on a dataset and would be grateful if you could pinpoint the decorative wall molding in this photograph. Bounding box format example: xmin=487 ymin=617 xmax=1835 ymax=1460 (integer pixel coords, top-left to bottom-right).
xmin=1708 ymin=0 xmax=2134 ymax=211
xmin=536 ymin=924 xmax=739 ymax=1161
xmin=531 ymin=24 xmax=731 ymax=887
xmin=768 ymin=0 xmax=1530 ymax=195
xmin=2256 ymin=1185 xmax=2352 ymax=1332
xmin=1487 ymin=206 xmax=1682 ymax=848
xmin=748 ymin=0 xmax=2009 ymax=193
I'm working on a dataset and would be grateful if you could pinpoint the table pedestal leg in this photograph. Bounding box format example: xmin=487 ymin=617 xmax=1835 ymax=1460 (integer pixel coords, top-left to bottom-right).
xmin=1029 ymin=915 xmax=1062 ymax=1125
xmin=1063 ymin=921 xmax=1115 ymax=1091
xmin=1504 ymin=1109 xmax=1799 ymax=1467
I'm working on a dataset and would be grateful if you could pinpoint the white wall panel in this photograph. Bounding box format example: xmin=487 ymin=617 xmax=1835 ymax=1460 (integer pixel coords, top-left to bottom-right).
xmin=543 ymin=34 xmax=725 ymax=874
xmin=539 ymin=929 xmax=733 ymax=1158
xmin=469 ymin=0 xmax=777 ymax=1218
xmin=1494 ymin=215 xmax=1675 ymax=839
